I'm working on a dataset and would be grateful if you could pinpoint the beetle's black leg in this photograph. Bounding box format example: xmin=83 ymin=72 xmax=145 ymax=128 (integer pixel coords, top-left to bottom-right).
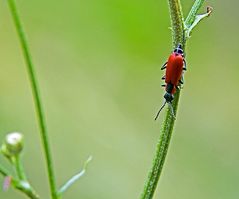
xmin=161 ymin=84 xmax=166 ymax=87
xmin=179 ymin=76 xmax=184 ymax=89
xmin=179 ymin=76 xmax=184 ymax=84
xmin=183 ymin=59 xmax=187 ymax=71
xmin=161 ymin=75 xmax=165 ymax=80
xmin=176 ymin=85 xmax=180 ymax=90
xmin=161 ymin=62 xmax=167 ymax=70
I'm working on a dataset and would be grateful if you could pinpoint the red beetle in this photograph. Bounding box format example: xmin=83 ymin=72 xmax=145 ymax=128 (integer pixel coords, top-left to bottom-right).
xmin=155 ymin=44 xmax=186 ymax=120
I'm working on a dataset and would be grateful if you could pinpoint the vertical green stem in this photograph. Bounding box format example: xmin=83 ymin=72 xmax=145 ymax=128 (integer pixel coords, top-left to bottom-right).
xmin=7 ymin=1 xmax=58 ymax=198
xmin=14 ymin=155 xmax=27 ymax=180
xmin=140 ymin=0 xmax=184 ymax=198
xmin=168 ymin=0 xmax=185 ymax=48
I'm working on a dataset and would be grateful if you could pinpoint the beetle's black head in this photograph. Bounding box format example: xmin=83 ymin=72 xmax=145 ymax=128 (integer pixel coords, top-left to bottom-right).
xmin=173 ymin=44 xmax=184 ymax=56
xmin=155 ymin=93 xmax=175 ymax=120
xmin=164 ymin=92 xmax=174 ymax=103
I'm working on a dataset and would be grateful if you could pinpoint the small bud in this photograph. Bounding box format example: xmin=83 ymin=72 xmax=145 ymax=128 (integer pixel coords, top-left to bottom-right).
xmin=1 ymin=132 xmax=24 ymax=158
xmin=206 ymin=6 xmax=213 ymax=16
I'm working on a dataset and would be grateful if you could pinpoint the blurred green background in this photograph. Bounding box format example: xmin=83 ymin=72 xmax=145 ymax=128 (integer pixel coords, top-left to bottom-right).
xmin=0 ymin=0 xmax=238 ymax=198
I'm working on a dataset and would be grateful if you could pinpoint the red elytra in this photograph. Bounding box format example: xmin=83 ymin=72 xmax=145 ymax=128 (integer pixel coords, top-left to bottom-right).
xmin=155 ymin=44 xmax=186 ymax=120
xmin=165 ymin=53 xmax=184 ymax=94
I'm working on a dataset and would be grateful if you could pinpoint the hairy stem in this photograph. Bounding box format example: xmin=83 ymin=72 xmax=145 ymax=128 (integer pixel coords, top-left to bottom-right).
xmin=140 ymin=0 xmax=184 ymax=198
xmin=7 ymin=0 xmax=58 ymax=198
xmin=168 ymin=0 xmax=185 ymax=47
xmin=185 ymin=0 xmax=206 ymax=28
xmin=185 ymin=0 xmax=212 ymax=38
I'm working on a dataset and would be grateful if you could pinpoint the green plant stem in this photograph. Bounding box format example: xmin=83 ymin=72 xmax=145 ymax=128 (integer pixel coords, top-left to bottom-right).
xmin=0 ymin=164 xmax=40 ymax=199
xmin=168 ymin=0 xmax=185 ymax=47
xmin=185 ymin=0 xmax=206 ymax=27
xmin=7 ymin=0 xmax=58 ymax=198
xmin=140 ymin=0 xmax=184 ymax=198
xmin=14 ymin=155 xmax=27 ymax=180
xmin=185 ymin=0 xmax=212 ymax=38
xmin=14 ymin=180 xmax=40 ymax=199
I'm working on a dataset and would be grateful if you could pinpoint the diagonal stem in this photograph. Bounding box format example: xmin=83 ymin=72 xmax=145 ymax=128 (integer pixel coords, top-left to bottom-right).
xmin=185 ymin=0 xmax=212 ymax=38
xmin=7 ymin=0 xmax=58 ymax=198
xmin=58 ymin=156 xmax=92 ymax=196
xmin=184 ymin=0 xmax=206 ymax=28
xmin=14 ymin=180 xmax=40 ymax=199
xmin=0 ymin=164 xmax=40 ymax=199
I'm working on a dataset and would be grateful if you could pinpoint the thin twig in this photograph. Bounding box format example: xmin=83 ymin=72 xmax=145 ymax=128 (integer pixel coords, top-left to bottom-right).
xmin=58 ymin=156 xmax=92 ymax=196
xmin=14 ymin=155 xmax=27 ymax=180
xmin=185 ymin=0 xmax=206 ymax=27
xmin=0 ymin=164 xmax=40 ymax=199
xmin=7 ymin=0 xmax=58 ymax=198
xmin=14 ymin=180 xmax=40 ymax=199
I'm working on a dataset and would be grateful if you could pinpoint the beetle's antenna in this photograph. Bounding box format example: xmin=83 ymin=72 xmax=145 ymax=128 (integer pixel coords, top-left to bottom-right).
xmin=168 ymin=102 xmax=176 ymax=119
xmin=154 ymin=101 xmax=167 ymax=120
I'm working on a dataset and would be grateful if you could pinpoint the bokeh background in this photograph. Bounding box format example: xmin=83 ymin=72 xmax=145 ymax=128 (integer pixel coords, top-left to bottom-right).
xmin=0 ymin=0 xmax=238 ymax=198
